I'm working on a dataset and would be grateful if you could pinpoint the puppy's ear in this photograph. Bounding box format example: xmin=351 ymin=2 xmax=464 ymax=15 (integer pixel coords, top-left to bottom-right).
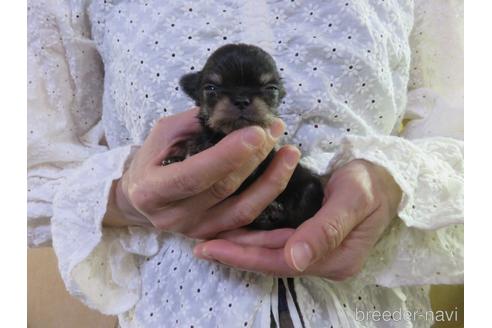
xmin=179 ymin=72 xmax=202 ymax=104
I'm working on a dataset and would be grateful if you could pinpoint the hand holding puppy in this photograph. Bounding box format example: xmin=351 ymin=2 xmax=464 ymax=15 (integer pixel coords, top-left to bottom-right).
xmin=194 ymin=160 xmax=402 ymax=280
xmin=104 ymin=108 xmax=301 ymax=238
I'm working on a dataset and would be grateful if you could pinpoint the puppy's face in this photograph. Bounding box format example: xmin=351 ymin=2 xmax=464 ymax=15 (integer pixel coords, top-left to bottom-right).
xmin=180 ymin=44 xmax=286 ymax=134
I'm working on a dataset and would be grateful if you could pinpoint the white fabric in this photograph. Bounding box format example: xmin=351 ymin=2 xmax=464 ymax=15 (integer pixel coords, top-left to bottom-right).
xmin=27 ymin=0 xmax=463 ymax=327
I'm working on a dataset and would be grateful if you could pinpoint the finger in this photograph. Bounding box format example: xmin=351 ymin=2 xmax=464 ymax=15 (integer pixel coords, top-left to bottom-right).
xmin=152 ymin=119 xmax=285 ymax=204
xmin=307 ymin=211 xmax=386 ymax=280
xmin=146 ymin=108 xmax=202 ymax=164
xmin=187 ymin=145 xmax=300 ymax=238
xmin=152 ymin=108 xmax=201 ymax=142
xmin=284 ymin=178 xmax=378 ymax=272
xmin=193 ymin=240 xmax=298 ymax=276
xmin=166 ymin=122 xmax=285 ymax=217
xmin=215 ymin=228 xmax=295 ymax=248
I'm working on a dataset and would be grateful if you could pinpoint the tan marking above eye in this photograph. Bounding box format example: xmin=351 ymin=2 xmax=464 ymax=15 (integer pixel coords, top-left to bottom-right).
xmin=206 ymin=73 xmax=222 ymax=84
xmin=259 ymin=73 xmax=274 ymax=85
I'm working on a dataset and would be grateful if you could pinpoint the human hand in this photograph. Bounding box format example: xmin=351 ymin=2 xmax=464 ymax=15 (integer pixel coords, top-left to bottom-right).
xmin=193 ymin=159 xmax=402 ymax=280
xmin=104 ymin=108 xmax=301 ymax=239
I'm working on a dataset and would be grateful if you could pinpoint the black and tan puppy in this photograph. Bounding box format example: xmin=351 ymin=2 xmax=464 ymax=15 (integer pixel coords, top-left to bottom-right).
xmin=165 ymin=44 xmax=323 ymax=230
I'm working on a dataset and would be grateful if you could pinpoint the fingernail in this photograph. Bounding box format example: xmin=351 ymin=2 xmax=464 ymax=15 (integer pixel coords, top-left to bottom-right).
xmin=242 ymin=126 xmax=266 ymax=148
xmin=194 ymin=246 xmax=211 ymax=259
xmin=201 ymin=246 xmax=210 ymax=258
xmin=268 ymin=119 xmax=285 ymax=139
xmin=291 ymin=242 xmax=313 ymax=272
xmin=284 ymin=146 xmax=301 ymax=169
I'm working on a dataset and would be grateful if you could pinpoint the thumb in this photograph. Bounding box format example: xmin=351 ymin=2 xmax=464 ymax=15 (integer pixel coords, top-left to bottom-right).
xmin=149 ymin=107 xmax=201 ymax=146
xmin=284 ymin=190 xmax=370 ymax=272
xmin=142 ymin=108 xmax=201 ymax=165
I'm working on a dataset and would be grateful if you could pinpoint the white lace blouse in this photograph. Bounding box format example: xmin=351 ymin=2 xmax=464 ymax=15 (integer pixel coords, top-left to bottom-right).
xmin=27 ymin=0 xmax=463 ymax=327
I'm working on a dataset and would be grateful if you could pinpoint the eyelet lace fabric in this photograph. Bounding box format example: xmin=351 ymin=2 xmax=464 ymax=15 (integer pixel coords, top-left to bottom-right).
xmin=27 ymin=0 xmax=463 ymax=327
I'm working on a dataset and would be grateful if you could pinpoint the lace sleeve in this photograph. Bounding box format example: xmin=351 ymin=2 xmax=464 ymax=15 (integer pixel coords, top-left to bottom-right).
xmin=324 ymin=0 xmax=464 ymax=286
xmin=27 ymin=0 xmax=105 ymax=247
xmin=28 ymin=0 xmax=158 ymax=314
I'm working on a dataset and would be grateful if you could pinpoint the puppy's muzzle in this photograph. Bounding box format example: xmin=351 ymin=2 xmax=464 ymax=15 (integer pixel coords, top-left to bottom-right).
xmin=232 ymin=96 xmax=251 ymax=110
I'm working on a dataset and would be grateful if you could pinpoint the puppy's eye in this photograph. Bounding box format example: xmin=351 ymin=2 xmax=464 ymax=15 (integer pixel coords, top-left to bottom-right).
xmin=204 ymin=84 xmax=217 ymax=91
xmin=265 ymin=85 xmax=279 ymax=91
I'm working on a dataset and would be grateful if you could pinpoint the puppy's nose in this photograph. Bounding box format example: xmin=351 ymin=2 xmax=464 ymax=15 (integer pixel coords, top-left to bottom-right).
xmin=233 ymin=96 xmax=251 ymax=109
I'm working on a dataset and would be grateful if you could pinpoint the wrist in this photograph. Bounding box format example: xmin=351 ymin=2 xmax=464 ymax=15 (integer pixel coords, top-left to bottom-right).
xmin=362 ymin=160 xmax=402 ymax=216
xmin=103 ymin=176 xmax=150 ymax=227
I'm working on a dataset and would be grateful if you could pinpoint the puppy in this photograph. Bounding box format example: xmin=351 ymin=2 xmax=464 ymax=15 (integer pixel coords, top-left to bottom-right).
xmin=165 ymin=44 xmax=323 ymax=230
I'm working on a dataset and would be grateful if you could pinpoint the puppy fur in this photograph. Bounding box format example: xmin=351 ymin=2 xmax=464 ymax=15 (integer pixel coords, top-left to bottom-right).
xmin=168 ymin=44 xmax=323 ymax=230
